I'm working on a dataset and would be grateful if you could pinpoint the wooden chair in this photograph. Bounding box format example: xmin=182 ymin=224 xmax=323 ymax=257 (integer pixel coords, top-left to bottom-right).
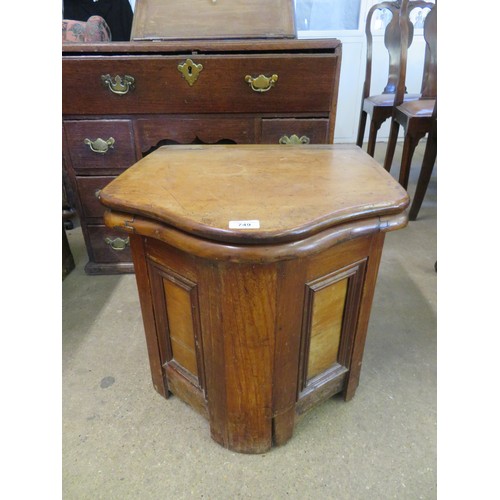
xmin=382 ymin=1 xmax=437 ymax=189
xmin=409 ymin=101 xmax=436 ymax=220
xmin=356 ymin=0 xmax=434 ymax=157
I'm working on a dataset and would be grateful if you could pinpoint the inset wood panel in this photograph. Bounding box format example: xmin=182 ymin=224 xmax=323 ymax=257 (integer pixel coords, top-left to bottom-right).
xmin=298 ymin=257 xmax=368 ymax=413
xmin=307 ymin=277 xmax=348 ymax=380
xmin=163 ymin=278 xmax=198 ymax=377
xmin=147 ymin=259 xmax=206 ymax=395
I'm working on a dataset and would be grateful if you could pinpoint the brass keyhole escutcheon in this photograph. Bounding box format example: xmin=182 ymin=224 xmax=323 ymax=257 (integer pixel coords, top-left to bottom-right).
xmin=178 ymin=58 xmax=203 ymax=86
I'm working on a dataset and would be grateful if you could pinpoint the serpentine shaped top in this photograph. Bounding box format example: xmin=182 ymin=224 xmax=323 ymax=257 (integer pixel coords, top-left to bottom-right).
xmin=99 ymin=145 xmax=409 ymax=245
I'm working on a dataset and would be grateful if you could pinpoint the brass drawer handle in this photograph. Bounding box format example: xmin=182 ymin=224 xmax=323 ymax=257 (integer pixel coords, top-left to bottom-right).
xmin=95 ymin=189 xmax=102 ymax=199
xmin=84 ymin=137 xmax=115 ymax=154
xmin=101 ymin=74 xmax=135 ymax=95
xmin=245 ymin=74 xmax=278 ymax=93
xmin=104 ymin=236 xmax=129 ymax=251
xmin=279 ymin=135 xmax=311 ymax=145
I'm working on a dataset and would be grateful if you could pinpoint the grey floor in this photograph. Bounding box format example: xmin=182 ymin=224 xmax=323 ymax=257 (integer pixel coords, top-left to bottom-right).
xmin=63 ymin=141 xmax=436 ymax=499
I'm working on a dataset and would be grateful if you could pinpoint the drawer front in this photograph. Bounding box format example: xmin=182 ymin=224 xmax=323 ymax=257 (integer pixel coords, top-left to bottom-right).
xmin=261 ymin=118 xmax=329 ymax=144
xmin=136 ymin=116 xmax=256 ymax=155
xmin=62 ymin=54 xmax=338 ymax=115
xmin=77 ymin=176 xmax=116 ymax=220
xmin=64 ymin=119 xmax=137 ymax=174
xmin=87 ymin=225 xmax=132 ymax=263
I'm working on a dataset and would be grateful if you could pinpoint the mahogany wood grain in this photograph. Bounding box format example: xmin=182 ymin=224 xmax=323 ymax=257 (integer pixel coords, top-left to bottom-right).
xmin=101 ymin=144 xmax=408 ymax=453
xmin=62 ymin=54 xmax=337 ymax=116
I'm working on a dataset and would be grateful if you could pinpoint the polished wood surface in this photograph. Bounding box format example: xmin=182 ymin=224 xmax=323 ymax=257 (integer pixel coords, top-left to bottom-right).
xmin=101 ymin=144 xmax=408 ymax=453
xmin=131 ymin=0 xmax=295 ymax=40
xmin=62 ymin=38 xmax=342 ymax=274
xmin=100 ymin=145 xmax=408 ymax=245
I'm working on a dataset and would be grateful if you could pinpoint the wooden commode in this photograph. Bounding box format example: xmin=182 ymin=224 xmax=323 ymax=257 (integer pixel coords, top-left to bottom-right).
xmin=99 ymin=144 xmax=409 ymax=453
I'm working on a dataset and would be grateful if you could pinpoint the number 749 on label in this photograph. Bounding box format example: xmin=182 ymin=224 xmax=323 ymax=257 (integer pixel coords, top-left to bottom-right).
xmin=228 ymin=220 xmax=260 ymax=229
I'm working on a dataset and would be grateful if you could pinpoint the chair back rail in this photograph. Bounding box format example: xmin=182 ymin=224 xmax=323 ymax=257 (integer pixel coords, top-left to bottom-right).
xmin=363 ymin=0 xmax=435 ymax=99
xmin=363 ymin=1 xmax=406 ymax=99
xmin=395 ymin=0 xmax=436 ymax=106
xmin=420 ymin=4 xmax=437 ymax=98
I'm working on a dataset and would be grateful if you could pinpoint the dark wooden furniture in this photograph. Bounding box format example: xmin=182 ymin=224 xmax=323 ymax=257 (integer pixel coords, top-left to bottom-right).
xmin=99 ymin=144 xmax=409 ymax=453
xmin=383 ymin=1 xmax=436 ymax=188
xmin=356 ymin=0 xmax=434 ymax=157
xmin=409 ymin=101 xmax=436 ymax=220
xmin=62 ymin=39 xmax=342 ymax=274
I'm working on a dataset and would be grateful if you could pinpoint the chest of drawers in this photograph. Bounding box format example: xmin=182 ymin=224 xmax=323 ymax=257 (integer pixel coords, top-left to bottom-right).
xmin=62 ymin=39 xmax=342 ymax=274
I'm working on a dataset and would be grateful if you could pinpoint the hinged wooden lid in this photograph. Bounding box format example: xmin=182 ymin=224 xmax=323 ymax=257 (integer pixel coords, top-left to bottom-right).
xmin=100 ymin=145 xmax=409 ymax=244
xmin=131 ymin=0 xmax=296 ymax=41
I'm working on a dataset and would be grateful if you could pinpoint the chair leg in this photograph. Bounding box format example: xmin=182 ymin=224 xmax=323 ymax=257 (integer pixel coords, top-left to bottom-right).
xmin=383 ymin=119 xmax=400 ymax=172
xmin=356 ymin=110 xmax=368 ymax=148
xmin=398 ymin=132 xmax=424 ymax=190
xmin=409 ymin=128 xmax=437 ymax=221
xmin=367 ymin=118 xmax=386 ymax=157
xmin=366 ymin=121 xmax=377 ymax=157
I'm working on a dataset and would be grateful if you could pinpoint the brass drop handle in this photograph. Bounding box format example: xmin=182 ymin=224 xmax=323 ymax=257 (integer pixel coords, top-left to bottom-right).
xmin=104 ymin=236 xmax=129 ymax=251
xmin=245 ymin=74 xmax=278 ymax=93
xmin=84 ymin=137 xmax=115 ymax=154
xmin=279 ymin=135 xmax=311 ymax=145
xmin=95 ymin=189 xmax=101 ymax=199
xmin=101 ymin=74 xmax=135 ymax=95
